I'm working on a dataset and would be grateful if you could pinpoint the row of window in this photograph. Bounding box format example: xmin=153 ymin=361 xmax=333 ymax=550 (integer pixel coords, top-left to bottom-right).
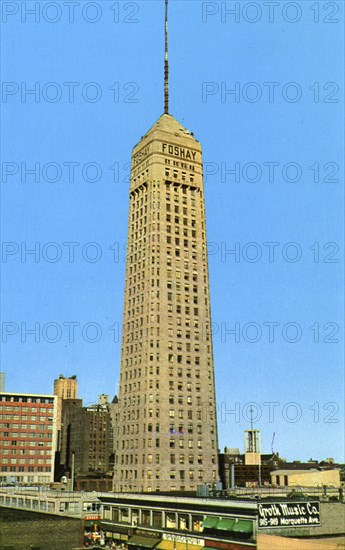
xmin=2 ymin=437 xmax=53 ymax=445
xmin=2 ymin=429 xmax=52 ymax=438
xmin=0 ymin=408 xmax=53 ymax=415
xmin=0 ymin=422 xmax=53 ymax=430
xmin=120 ymin=401 xmax=214 ymax=424
xmin=164 ymin=158 xmax=196 ymax=172
xmin=120 ymin=382 xmax=214 ymax=409
xmin=127 ymin=223 xmax=202 ymax=257
xmin=0 ymin=397 xmax=54 ymax=404
xmin=125 ymin=360 xmax=206 ymax=380
xmin=132 ymin=171 xmax=199 ymax=193
xmin=165 ymin=182 xmax=200 ymax=199
xmin=123 ymin=346 xmax=206 ymax=374
xmin=104 ymin=506 xmax=240 ymax=535
xmin=128 ymin=230 xmax=204 ymax=257
xmin=128 ymin=258 xmax=201 ymax=282
xmin=1 ymin=449 xmax=49 ymax=455
xmin=132 ymin=168 xmax=149 ymax=185
xmin=122 ymin=380 xmax=212 ymax=399
xmin=1 ymin=466 xmax=51 ymax=472
xmin=124 ymin=299 xmax=207 ymax=325
xmin=166 ymin=202 xmax=197 ymax=213
xmin=127 ymin=243 xmax=204 ymax=265
xmin=131 ymin=204 xmax=148 ymax=222
xmin=118 ymin=469 xmax=205 ymax=482
xmin=117 ymin=437 xmax=216 ymax=450
xmin=164 ymin=168 xmax=195 ymax=184
xmin=1 ymin=458 xmax=51 ymax=464
xmin=123 ymin=360 xmax=203 ymax=378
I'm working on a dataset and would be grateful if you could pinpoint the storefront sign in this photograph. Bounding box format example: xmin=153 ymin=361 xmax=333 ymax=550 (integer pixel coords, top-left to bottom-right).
xmin=258 ymin=501 xmax=321 ymax=528
xmin=84 ymin=515 xmax=101 ymax=521
xmin=163 ymin=533 xmax=205 ymax=546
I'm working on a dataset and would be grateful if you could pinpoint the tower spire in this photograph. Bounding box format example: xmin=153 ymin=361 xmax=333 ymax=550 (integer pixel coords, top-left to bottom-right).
xmin=164 ymin=0 xmax=169 ymax=114
xmin=249 ymin=405 xmax=254 ymax=431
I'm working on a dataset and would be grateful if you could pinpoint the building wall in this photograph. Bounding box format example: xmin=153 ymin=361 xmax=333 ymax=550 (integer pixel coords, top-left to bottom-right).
xmin=258 ymin=534 xmax=344 ymax=550
xmin=60 ymin=398 xmax=83 ymax=475
xmin=0 ymin=392 xmax=57 ymax=484
xmin=0 ymin=372 xmax=5 ymax=392
xmin=53 ymin=375 xmax=78 ymax=458
xmin=0 ymin=507 xmax=83 ymax=550
xmin=108 ymin=400 xmax=118 ymax=470
xmin=219 ymin=454 xmax=272 ymax=488
xmin=114 ymin=114 xmax=219 ymax=492
xmin=80 ymin=407 xmax=111 ymax=475
xmin=53 ymin=375 xmax=77 ymax=400
xmin=272 ymin=470 xmax=341 ymax=487
xmin=244 ymin=453 xmax=261 ymax=466
xmin=60 ymin=399 xmax=111 ymax=478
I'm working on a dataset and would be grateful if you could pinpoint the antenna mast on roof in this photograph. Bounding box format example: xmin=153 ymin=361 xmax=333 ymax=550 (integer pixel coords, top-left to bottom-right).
xmin=164 ymin=0 xmax=169 ymax=114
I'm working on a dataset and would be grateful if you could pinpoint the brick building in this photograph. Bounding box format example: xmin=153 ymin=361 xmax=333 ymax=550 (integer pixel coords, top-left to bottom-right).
xmin=58 ymin=395 xmax=113 ymax=483
xmin=0 ymin=392 xmax=57 ymax=484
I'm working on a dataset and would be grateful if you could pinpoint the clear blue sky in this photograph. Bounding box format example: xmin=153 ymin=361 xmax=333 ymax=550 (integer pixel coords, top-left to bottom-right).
xmin=1 ymin=0 xmax=344 ymax=462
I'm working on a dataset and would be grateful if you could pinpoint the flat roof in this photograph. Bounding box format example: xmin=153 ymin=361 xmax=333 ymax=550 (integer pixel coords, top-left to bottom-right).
xmin=271 ymin=469 xmax=336 ymax=475
xmin=98 ymin=492 xmax=258 ymax=511
xmin=0 ymin=392 xmax=55 ymax=398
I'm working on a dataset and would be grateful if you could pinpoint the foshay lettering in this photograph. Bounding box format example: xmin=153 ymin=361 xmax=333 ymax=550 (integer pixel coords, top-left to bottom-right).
xmin=162 ymin=143 xmax=196 ymax=160
xmin=133 ymin=146 xmax=150 ymax=166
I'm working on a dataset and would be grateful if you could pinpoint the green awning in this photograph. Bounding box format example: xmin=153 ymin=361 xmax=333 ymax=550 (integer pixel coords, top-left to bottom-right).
xmin=128 ymin=535 xmax=159 ymax=548
xmin=232 ymin=520 xmax=253 ymax=534
xmin=202 ymin=516 xmax=219 ymax=529
xmin=100 ymin=523 xmax=129 ymax=534
xmin=216 ymin=518 xmax=236 ymax=531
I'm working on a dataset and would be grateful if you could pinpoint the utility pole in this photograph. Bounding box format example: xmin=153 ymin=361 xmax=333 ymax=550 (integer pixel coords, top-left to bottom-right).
xmin=71 ymin=451 xmax=75 ymax=491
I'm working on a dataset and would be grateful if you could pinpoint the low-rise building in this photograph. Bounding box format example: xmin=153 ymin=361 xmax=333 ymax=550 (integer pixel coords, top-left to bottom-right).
xmin=271 ymin=469 xmax=341 ymax=488
xmin=0 ymin=391 xmax=58 ymax=484
xmin=98 ymin=493 xmax=257 ymax=549
xmin=219 ymin=429 xmax=284 ymax=488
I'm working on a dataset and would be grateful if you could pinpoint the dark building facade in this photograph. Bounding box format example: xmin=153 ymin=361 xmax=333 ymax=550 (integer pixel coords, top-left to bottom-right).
xmin=219 ymin=448 xmax=284 ymax=489
xmin=59 ymin=398 xmax=112 ymax=482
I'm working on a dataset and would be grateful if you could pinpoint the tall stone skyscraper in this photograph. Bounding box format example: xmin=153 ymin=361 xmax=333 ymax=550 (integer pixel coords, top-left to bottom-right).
xmin=113 ymin=1 xmax=218 ymax=492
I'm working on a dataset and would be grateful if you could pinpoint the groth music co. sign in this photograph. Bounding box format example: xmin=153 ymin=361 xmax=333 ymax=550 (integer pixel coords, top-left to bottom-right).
xmin=258 ymin=501 xmax=321 ymax=528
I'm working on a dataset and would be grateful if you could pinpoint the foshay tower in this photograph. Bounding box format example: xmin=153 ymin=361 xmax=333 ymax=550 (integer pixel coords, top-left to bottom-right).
xmin=113 ymin=0 xmax=218 ymax=492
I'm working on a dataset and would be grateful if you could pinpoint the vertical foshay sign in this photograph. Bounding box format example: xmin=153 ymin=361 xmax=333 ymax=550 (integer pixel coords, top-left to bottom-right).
xmin=258 ymin=501 xmax=321 ymax=528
